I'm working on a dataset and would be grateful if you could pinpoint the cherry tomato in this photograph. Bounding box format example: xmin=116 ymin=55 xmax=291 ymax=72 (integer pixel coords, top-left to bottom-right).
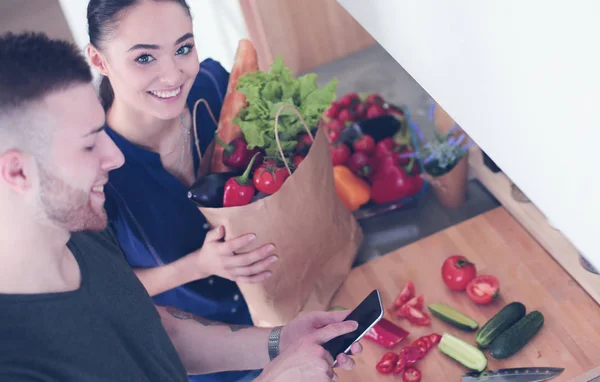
xmin=376 ymin=352 xmax=398 ymax=374
xmin=466 ymin=275 xmax=500 ymax=305
xmin=441 ymin=255 xmax=477 ymax=291
xmin=402 ymin=366 xmax=422 ymax=382
xmin=253 ymin=164 xmax=290 ymax=195
xmin=295 ymin=134 xmax=313 ymax=153
xmin=353 ymin=134 xmax=375 ymax=155
xmin=393 ymin=281 xmax=415 ymax=308
xmin=291 ymin=155 xmax=305 ymax=169
xmin=330 ymin=143 xmax=351 ymax=166
xmin=327 ymin=129 xmax=340 ymax=144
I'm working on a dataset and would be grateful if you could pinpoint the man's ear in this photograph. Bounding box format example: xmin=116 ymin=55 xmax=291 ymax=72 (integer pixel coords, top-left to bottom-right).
xmin=0 ymin=150 xmax=34 ymax=192
xmin=86 ymin=44 xmax=109 ymax=76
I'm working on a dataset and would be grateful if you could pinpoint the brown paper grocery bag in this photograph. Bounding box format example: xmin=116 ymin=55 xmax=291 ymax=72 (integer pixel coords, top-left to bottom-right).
xmin=197 ymin=104 xmax=364 ymax=327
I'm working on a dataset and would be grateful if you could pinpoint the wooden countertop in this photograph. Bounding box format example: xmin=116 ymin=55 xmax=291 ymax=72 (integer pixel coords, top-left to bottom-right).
xmin=332 ymin=207 xmax=600 ymax=381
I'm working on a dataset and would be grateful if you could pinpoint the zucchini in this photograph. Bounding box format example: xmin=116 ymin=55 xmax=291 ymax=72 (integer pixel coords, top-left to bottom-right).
xmin=476 ymin=302 xmax=526 ymax=348
xmin=439 ymin=333 xmax=488 ymax=372
xmin=488 ymin=311 xmax=544 ymax=359
xmin=428 ymin=303 xmax=479 ymax=331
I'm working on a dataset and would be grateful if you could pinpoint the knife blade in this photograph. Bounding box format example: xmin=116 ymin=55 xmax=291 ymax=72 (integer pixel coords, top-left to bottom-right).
xmin=462 ymin=367 xmax=564 ymax=382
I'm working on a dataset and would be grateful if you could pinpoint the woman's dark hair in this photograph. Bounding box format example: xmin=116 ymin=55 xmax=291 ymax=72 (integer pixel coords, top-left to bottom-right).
xmin=87 ymin=0 xmax=191 ymax=110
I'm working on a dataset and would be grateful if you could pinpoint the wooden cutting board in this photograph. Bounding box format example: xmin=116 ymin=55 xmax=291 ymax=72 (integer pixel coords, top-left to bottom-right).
xmin=333 ymin=207 xmax=600 ymax=382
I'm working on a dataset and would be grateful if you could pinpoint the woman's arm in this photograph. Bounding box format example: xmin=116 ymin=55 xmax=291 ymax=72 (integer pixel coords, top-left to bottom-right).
xmin=133 ymin=226 xmax=276 ymax=297
xmin=132 ymin=254 xmax=202 ymax=296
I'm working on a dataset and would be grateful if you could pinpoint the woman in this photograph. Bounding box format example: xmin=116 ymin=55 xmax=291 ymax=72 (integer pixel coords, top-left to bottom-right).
xmin=85 ymin=1 xmax=275 ymax=380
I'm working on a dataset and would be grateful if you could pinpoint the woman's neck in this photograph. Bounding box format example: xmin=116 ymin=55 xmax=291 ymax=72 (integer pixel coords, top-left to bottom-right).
xmin=107 ymin=98 xmax=182 ymax=155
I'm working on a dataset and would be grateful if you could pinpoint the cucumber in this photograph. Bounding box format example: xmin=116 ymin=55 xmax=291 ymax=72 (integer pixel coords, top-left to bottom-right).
xmin=488 ymin=311 xmax=544 ymax=359
xmin=476 ymin=302 xmax=526 ymax=348
xmin=428 ymin=303 xmax=479 ymax=331
xmin=439 ymin=333 xmax=488 ymax=372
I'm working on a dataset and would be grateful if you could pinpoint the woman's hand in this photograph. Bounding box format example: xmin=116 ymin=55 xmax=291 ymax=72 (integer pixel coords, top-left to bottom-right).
xmin=190 ymin=226 xmax=277 ymax=283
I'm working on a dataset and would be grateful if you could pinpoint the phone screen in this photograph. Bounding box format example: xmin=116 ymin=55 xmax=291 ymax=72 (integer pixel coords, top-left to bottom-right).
xmin=321 ymin=289 xmax=383 ymax=359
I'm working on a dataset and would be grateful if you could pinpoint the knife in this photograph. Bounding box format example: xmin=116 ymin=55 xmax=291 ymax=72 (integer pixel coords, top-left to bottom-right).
xmin=462 ymin=367 xmax=564 ymax=382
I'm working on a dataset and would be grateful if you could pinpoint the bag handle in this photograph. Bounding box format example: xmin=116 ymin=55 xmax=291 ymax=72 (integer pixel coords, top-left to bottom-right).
xmin=191 ymin=98 xmax=219 ymax=164
xmin=273 ymin=104 xmax=314 ymax=176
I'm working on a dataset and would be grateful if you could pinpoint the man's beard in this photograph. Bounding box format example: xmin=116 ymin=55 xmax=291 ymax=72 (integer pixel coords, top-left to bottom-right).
xmin=38 ymin=165 xmax=107 ymax=232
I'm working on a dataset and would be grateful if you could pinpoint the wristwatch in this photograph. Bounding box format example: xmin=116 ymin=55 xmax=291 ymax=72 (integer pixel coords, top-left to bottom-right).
xmin=268 ymin=326 xmax=283 ymax=360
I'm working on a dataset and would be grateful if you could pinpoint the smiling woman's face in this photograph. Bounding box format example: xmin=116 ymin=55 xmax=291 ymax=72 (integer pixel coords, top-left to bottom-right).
xmin=96 ymin=1 xmax=199 ymax=120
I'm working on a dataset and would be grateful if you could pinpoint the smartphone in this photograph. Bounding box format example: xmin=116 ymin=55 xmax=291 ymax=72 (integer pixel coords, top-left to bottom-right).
xmin=321 ymin=289 xmax=384 ymax=363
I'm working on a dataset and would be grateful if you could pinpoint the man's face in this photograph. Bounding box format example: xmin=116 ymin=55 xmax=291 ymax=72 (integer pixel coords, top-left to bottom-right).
xmin=39 ymin=84 xmax=124 ymax=232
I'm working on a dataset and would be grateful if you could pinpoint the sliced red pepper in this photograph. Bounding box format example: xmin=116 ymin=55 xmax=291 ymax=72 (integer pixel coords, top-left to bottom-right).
xmin=364 ymin=317 xmax=409 ymax=349
xmin=376 ymin=352 xmax=399 ymax=374
xmin=412 ymin=339 xmax=429 ymax=357
xmin=402 ymin=346 xmax=423 ymax=367
xmin=402 ymin=366 xmax=422 ymax=382
xmin=429 ymin=333 xmax=442 ymax=345
xmin=393 ymin=281 xmax=415 ymax=309
xmin=393 ymin=350 xmax=407 ymax=374
xmin=398 ymin=305 xmax=431 ymax=326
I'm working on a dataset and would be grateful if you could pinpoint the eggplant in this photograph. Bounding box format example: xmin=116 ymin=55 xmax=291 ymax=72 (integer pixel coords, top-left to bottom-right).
xmin=187 ymin=172 xmax=240 ymax=208
xmin=336 ymin=115 xmax=402 ymax=146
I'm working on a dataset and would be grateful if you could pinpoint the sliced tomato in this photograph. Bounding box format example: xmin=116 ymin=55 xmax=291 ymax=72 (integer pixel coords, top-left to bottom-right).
xmin=399 ymin=305 xmax=431 ymax=326
xmin=402 ymin=366 xmax=422 ymax=382
xmin=466 ymin=275 xmax=500 ymax=305
xmin=428 ymin=333 xmax=442 ymax=345
xmin=404 ymin=294 xmax=424 ymax=309
xmin=393 ymin=281 xmax=415 ymax=308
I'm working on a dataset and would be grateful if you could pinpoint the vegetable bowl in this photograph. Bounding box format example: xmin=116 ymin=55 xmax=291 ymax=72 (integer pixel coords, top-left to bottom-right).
xmin=322 ymin=93 xmax=428 ymax=220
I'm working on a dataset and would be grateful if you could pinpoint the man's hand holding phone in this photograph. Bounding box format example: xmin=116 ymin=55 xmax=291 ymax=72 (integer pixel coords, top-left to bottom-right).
xmin=256 ymin=316 xmax=362 ymax=381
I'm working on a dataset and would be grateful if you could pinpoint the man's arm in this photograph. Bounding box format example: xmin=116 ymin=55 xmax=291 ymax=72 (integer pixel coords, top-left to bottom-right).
xmin=157 ymin=306 xmax=271 ymax=375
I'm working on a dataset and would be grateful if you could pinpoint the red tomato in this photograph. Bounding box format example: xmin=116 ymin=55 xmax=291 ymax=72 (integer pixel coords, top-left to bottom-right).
xmin=337 ymin=108 xmax=354 ymax=123
xmin=291 ymin=155 xmax=305 ymax=168
xmin=428 ymin=333 xmax=442 ymax=345
xmin=404 ymin=295 xmax=424 ymax=309
xmin=466 ymin=275 xmax=500 ymax=305
xmin=398 ymin=305 xmax=431 ymax=326
xmin=253 ymin=165 xmax=290 ymax=195
xmin=324 ymin=102 xmax=340 ymax=119
xmin=353 ymin=134 xmax=376 ymax=155
xmin=393 ymin=281 xmax=415 ymax=308
xmin=441 ymin=255 xmax=477 ymax=291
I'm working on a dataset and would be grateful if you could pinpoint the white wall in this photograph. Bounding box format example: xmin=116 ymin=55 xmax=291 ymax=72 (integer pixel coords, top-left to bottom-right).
xmin=57 ymin=0 xmax=248 ymax=73
xmin=337 ymin=0 xmax=600 ymax=269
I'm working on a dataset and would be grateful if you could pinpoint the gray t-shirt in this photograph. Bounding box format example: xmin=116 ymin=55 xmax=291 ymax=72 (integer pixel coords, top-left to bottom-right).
xmin=0 ymin=228 xmax=187 ymax=381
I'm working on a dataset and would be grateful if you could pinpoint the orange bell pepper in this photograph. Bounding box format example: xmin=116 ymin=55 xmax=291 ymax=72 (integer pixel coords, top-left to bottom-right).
xmin=333 ymin=165 xmax=371 ymax=211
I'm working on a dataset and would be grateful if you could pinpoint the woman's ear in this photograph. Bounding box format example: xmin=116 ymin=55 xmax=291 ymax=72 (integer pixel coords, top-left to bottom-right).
xmin=86 ymin=44 xmax=109 ymax=76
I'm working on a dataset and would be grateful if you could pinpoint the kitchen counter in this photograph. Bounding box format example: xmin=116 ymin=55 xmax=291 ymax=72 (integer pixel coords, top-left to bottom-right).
xmin=333 ymin=207 xmax=600 ymax=381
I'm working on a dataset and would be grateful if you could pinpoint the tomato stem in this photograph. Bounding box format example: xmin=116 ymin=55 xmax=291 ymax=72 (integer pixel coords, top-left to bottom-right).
xmin=456 ymin=259 xmax=471 ymax=268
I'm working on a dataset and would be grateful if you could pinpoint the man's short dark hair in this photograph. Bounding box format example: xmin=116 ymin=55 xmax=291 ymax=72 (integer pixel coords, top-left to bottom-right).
xmin=0 ymin=32 xmax=93 ymax=156
xmin=0 ymin=32 xmax=92 ymax=112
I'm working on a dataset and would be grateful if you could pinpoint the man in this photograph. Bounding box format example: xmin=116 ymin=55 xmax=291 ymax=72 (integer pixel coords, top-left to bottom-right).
xmin=0 ymin=32 xmax=361 ymax=382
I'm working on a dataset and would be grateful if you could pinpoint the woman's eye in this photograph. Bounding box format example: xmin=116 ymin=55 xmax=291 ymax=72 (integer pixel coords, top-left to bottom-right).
xmin=84 ymin=146 xmax=95 ymax=152
xmin=135 ymin=54 xmax=155 ymax=64
xmin=176 ymin=44 xmax=194 ymax=56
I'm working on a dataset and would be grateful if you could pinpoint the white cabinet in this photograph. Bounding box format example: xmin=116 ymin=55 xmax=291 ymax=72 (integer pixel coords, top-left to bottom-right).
xmin=337 ymin=0 xmax=600 ymax=270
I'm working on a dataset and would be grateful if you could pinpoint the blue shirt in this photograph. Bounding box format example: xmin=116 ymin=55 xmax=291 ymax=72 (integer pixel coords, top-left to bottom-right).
xmin=104 ymin=59 xmax=256 ymax=382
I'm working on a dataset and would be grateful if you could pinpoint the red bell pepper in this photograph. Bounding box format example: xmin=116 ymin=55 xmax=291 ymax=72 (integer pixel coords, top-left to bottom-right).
xmin=393 ymin=351 xmax=407 ymax=374
xmin=376 ymin=352 xmax=399 ymax=374
xmin=214 ymin=135 xmax=263 ymax=171
xmin=429 ymin=333 xmax=442 ymax=345
xmin=370 ymin=158 xmax=414 ymax=204
xmin=374 ymin=137 xmax=397 ymax=158
xmin=222 ymin=154 xmax=259 ymax=207
xmin=330 ymin=142 xmax=351 ymax=166
xmin=364 ymin=317 xmax=409 ymax=349
xmin=397 ymin=305 xmax=431 ymax=326
xmin=402 ymin=366 xmax=422 ymax=382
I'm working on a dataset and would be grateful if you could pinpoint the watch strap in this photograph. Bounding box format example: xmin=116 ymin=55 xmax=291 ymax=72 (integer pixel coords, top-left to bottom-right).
xmin=268 ymin=326 xmax=283 ymax=360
